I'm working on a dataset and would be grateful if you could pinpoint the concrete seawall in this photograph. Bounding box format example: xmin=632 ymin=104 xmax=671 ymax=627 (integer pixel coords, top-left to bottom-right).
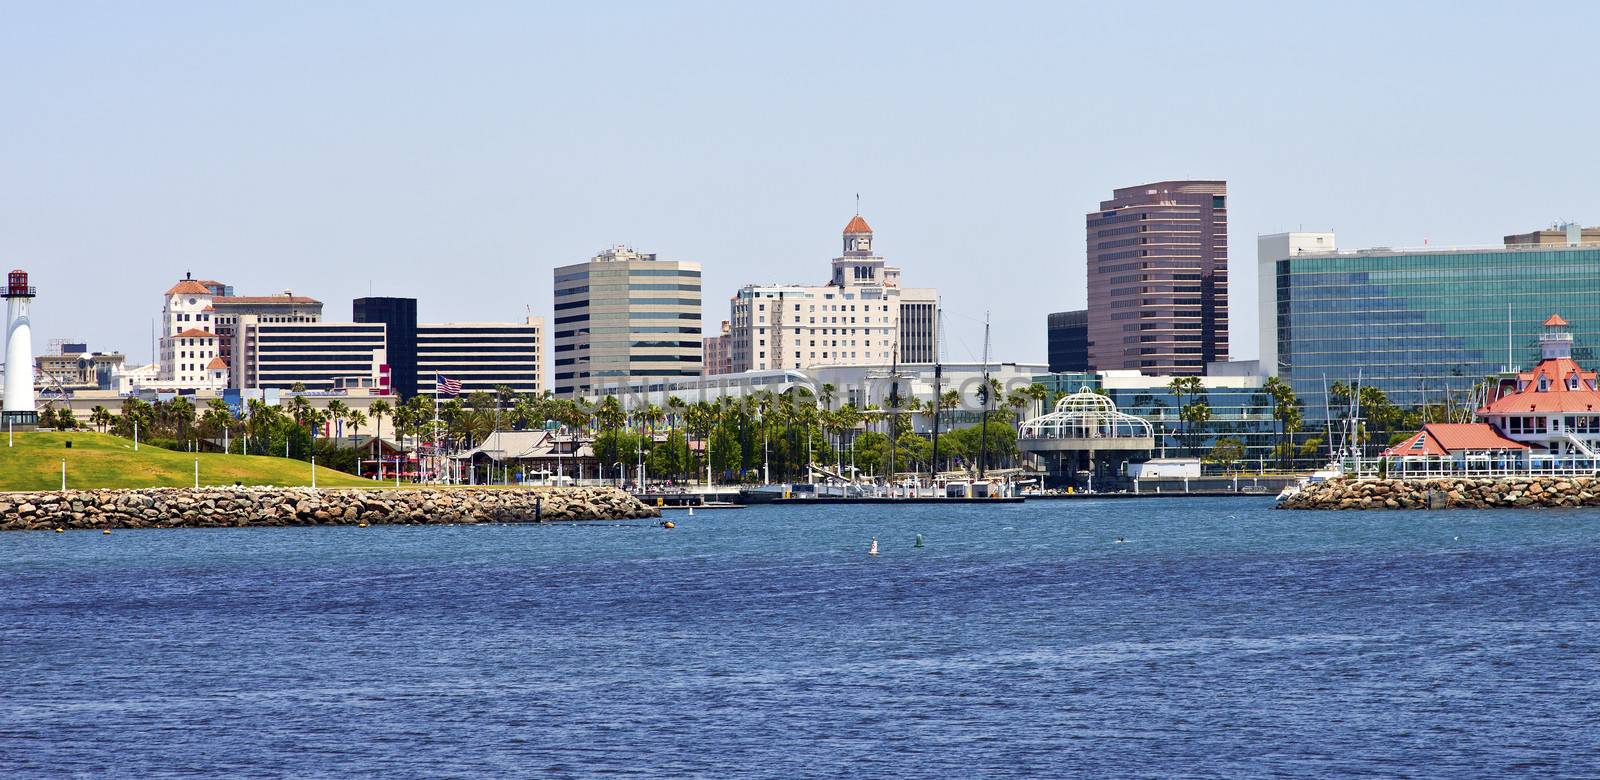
xmin=0 ymin=486 xmax=659 ymax=531
xmin=1277 ymin=476 xmax=1600 ymax=510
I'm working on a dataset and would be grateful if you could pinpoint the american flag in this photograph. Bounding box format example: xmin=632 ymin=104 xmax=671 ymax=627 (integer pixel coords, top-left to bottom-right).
xmin=436 ymin=374 xmax=462 ymax=396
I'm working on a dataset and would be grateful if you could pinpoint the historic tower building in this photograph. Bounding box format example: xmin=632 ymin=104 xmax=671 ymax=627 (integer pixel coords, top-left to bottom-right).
xmin=729 ymin=213 xmax=938 ymax=373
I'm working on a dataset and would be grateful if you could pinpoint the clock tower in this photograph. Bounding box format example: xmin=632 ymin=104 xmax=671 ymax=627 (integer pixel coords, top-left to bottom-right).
xmin=843 ymin=214 xmax=873 ymax=256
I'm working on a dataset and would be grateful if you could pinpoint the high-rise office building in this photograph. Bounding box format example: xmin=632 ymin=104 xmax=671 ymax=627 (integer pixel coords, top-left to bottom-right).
xmin=230 ymin=319 xmax=387 ymax=392
xmin=354 ymin=297 xmax=419 ymax=398
xmin=552 ymin=245 xmax=702 ymax=397
xmin=1046 ymin=310 xmax=1089 ymax=373
xmin=1256 ymin=231 xmax=1336 ymax=377
xmin=1274 ymin=237 xmax=1600 ymax=419
xmin=1085 ymin=181 xmax=1229 ymax=375
xmin=728 ymin=214 xmax=938 ymax=373
xmin=211 ymin=293 xmax=322 ymax=370
xmin=416 ymin=318 xmax=544 ymax=398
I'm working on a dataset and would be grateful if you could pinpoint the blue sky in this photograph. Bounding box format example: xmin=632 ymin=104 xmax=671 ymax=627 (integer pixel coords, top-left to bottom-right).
xmin=4 ymin=2 xmax=1598 ymax=368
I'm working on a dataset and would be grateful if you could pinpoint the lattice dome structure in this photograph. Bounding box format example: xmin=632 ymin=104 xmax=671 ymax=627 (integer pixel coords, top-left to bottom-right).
xmin=1018 ymin=387 xmax=1154 ymax=450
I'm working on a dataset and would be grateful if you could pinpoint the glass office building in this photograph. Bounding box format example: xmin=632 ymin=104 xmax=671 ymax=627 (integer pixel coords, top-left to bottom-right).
xmin=1033 ymin=371 xmax=1276 ymax=466
xmin=1276 ymin=244 xmax=1600 ymax=419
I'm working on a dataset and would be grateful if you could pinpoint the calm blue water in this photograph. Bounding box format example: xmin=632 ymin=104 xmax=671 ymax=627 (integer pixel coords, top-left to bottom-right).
xmin=3 ymin=497 xmax=1599 ymax=778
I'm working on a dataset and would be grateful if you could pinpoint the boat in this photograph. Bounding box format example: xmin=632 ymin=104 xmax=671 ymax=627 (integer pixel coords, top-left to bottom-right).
xmin=1275 ymin=464 xmax=1345 ymax=503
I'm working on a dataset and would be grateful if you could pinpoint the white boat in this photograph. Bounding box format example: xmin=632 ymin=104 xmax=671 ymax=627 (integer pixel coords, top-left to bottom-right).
xmin=1275 ymin=464 xmax=1344 ymax=503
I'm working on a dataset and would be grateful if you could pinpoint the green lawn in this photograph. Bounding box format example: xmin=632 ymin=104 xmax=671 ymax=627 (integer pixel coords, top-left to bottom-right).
xmin=0 ymin=431 xmax=371 ymax=491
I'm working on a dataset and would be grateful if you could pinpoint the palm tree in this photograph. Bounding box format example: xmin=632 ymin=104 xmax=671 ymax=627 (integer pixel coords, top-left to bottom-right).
xmin=1264 ymin=375 xmax=1301 ymax=468
xmin=595 ymin=396 xmax=625 ymax=432
xmin=1168 ymin=376 xmax=1204 ymax=454
xmin=168 ymin=397 xmax=197 ymax=445
xmin=89 ymin=405 xmax=111 ymax=432
xmin=818 ymin=383 xmax=836 ymax=411
xmin=369 ymin=399 xmax=392 ymax=461
xmin=326 ymin=400 xmax=350 ymax=440
xmin=199 ymin=399 xmax=233 ymax=451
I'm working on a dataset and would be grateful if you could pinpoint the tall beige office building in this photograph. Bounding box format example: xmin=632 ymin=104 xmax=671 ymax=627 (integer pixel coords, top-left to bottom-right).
xmin=552 ymin=245 xmax=702 ymax=397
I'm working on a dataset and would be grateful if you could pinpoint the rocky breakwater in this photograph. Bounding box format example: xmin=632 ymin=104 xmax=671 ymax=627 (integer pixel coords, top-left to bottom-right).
xmin=0 ymin=486 xmax=659 ymax=531
xmin=1278 ymin=476 xmax=1600 ymax=510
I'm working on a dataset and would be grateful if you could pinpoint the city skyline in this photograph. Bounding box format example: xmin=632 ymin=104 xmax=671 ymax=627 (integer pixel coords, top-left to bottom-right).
xmin=7 ymin=3 xmax=1600 ymax=367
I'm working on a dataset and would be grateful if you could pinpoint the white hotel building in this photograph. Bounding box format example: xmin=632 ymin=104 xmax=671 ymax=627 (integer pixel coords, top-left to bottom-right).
xmin=729 ymin=215 xmax=937 ymax=373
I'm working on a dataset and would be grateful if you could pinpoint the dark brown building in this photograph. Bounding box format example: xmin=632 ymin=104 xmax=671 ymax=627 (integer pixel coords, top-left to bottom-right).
xmin=1504 ymin=223 xmax=1600 ymax=247
xmin=1085 ymin=180 xmax=1228 ymax=375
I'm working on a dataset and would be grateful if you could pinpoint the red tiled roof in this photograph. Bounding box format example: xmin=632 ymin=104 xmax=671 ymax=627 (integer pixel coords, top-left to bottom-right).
xmin=165 ymin=280 xmax=213 ymax=296
xmin=214 ymin=295 xmax=321 ymax=305
xmin=1381 ymin=423 xmax=1529 ymax=457
xmin=173 ymin=328 xmax=217 ymax=339
xmin=1545 ymin=314 xmax=1569 ymax=327
xmin=843 ymin=215 xmax=872 ymax=234
xmin=206 ymin=356 xmax=228 ymax=370
xmin=201 ymin=305 xmax=215 ymax=312
xmin=1480 ymin=357 xmax=1600 ymax=414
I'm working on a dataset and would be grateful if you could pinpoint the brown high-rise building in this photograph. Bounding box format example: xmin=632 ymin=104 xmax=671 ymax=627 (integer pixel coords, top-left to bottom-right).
xmin=1085 ymin=180 xmax=1228 ymax=375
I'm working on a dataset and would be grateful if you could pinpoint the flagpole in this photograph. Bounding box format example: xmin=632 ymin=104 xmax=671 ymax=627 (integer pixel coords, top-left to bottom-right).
xmin=433 ymin=373 xmax=441 ymax=484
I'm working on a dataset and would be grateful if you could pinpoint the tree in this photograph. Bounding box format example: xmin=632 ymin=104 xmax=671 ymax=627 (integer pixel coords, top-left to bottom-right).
xmin=1168 ymin=376 xmax=1205 ymax=454
xmin=326 ymin=400 xmax=350 ymax=439
xmin=199 ymin=399 xmax=234 ymax=449
xmin=1178 ymin=398 xmax=1212 ymax=457
xmin=368 ymin=399 xmax=392 ymax=461
xmin=709 ymin=424 xmax=742 ymax=479
xmin=648 ymin=429 xmax=688 ymax=480
xmin=818 ymin=383 xmax=836 ymax=410
xmin=1263 ymin=376 xmax=1302 ymax=468
xmin=346 ymin=410 xmax=367 ymax=441
xmin=594 ymin=396 xmax=625 ymax=433
xmin=1204 ymin=437 xmax=1246 ymax=471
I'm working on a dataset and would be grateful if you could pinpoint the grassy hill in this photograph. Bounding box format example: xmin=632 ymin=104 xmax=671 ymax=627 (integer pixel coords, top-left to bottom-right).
xmin=0 ymin=431 xmax=370 ymax=491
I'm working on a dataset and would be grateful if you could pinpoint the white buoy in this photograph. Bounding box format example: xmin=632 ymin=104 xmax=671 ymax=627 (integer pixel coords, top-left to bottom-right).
xmin=688 ymin=506 xmax=694 ymax=516
xmin=868 ymin=537 xmax=879 ymax=556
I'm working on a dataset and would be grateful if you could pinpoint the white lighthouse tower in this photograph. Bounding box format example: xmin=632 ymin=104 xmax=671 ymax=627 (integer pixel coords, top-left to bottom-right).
xmin=2 ymin=269 xmax=38 ymax=427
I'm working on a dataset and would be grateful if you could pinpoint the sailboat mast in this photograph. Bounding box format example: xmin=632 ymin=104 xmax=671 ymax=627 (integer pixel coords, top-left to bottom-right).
xmin=929 ymin=300 xmax=945 ymax=486
xmin=978 ymin=311 xmax=992 ymax=480
xmin=887 ymin=337 xmax=899 ymax=486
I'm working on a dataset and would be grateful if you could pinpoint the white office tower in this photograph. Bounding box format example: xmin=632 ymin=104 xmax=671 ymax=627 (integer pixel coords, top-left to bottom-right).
xmin=2 ymin=269 xmax=38 ymax=426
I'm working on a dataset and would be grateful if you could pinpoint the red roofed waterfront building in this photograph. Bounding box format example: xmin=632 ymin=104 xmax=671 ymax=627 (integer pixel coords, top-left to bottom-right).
xmin=1381 ymin=423 xmax=1528 ymax=458
xmin=1381 ymin=315 xmax=1600 ymax=473
xmin=1477 ymin=314 xmax=1600 ymax=456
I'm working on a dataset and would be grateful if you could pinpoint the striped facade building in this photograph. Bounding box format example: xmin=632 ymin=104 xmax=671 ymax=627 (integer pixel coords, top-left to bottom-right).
xmin=230 ymin=318 xmax=387 ymax=392
xmin=416 ymin=318 xmax=544 ymax=398
xmin=552 ymin=245 xmax=702 ymax=397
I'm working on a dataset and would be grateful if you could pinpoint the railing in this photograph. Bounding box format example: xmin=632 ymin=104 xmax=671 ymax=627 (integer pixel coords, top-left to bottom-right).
xmin=1342 ymin=455 xmax=1600 ymax=480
